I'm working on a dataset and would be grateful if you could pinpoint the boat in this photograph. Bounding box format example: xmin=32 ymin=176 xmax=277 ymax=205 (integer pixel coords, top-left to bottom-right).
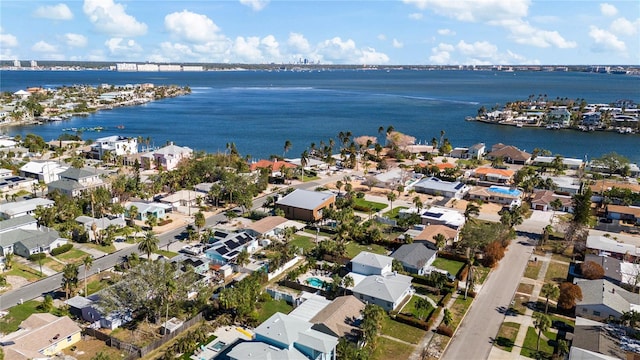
xmin=116 ymin=125 xmax=125 ymax=129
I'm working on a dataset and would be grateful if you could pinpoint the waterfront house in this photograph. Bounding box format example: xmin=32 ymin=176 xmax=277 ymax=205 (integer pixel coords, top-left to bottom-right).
xmin=530 ymin=190 xmax=573 ymax=212
xmin=20 ymin=161 xmax=69 ymax=184
xmin=486 ymin=144 xmax=531 ymax=165
xmin=547 ymin=107 xmax=572 ymax=127
xmin=249 ymin=159 xmax=297 ymax=175
xmin=391 ymin=243 xmax=437 ymax=275
xmin=0 ymin=313 xmax=81 ymax=359
xmin=576 ymin=279 xmax=640 ymax=322
xmin=47 ymin=167 xmax=106 ymax=197
xmin=544 ymin=175 xmax=582 ymax=195
xmin=228 ymin=312 xmax=338 ymax=360
xmin=275 ymin=189 xmax=336 ymax=222
xmin=467 ymin=185 xmax=523 ymax=207
xmin=89 ymin=135 xmax=138 ymax=160
xmin=141 ymin=142 xmax=193 ymax=171
xmin=471 ymin=167 xmax=515 ymax=185
xmin=589 ymin=180 xmax=640 ymax=196
xmin=411 ymin=176 xmax=470 ymax=199
xmin=532 ymin=156 xmax=584 ymax=170
xmin=0 ymin=198 xmax=54 ymax=220
xmin=581 ymin=111 xmax=602 ymax=127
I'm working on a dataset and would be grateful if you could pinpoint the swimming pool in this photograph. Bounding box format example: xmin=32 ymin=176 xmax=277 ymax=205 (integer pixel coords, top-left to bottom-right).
xmin=488 ymin=186 xmax=522 ymax=197
xmin=210 ymin=341 xmax=226 ymax=352
xmin=306 ymin=277 xmax=325 ymax=288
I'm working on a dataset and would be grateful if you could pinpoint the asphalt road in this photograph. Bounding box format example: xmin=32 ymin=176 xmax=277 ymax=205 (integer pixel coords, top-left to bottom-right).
xmin=441 ymin=234 xmax=536 ymax=360
xmin=0 ymin=176 xmax=337 ymax=310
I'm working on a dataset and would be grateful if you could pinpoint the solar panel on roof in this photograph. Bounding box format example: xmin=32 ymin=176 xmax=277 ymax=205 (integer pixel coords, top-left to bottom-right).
xmin=217 ymin=247 xmax=229 ymax=255
xmin=454 ymin=183 xmax=465 ymax=190
xmin=214 ymin=231 xmax=227 ymax=238
xmin=227 ymin=250 xmax=239 ymax=257
xmin=423 ymin=212 xmax=443 ymax=218
xmin=225 ymin=240 xmax=241 ymax=249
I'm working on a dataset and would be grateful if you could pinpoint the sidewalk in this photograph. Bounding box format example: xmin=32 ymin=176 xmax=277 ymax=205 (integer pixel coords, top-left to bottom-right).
xmin=408 ymin=289 xmax=460 ymax=360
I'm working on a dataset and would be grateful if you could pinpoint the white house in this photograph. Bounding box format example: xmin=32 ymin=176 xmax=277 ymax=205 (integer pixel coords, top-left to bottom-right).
xmin=399 ymin=206 xmax=466 ymax=229
xmin=20 ymin=161 xmax=69 ymax=184
xmin=47 ymin=167 xmax=106 ymax=197
xmin=350 ymin=251 xmax=392 ymax=275
xmin=90 ymin=135 xmax=138 ymax=160
xmin=412 ymin=177 xmax=470 ymax=199
xmin=0 ymin=198 xmax=54 ymax=219
xmin=576 ymin=279 xmax=640 ymax=321
xmin=141 ymin=142 xmax=193 ymax=171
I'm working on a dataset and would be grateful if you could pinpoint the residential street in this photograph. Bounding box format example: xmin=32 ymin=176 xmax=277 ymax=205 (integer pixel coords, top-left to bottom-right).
xmin=442 ymin=235 xmax=536 ymax=360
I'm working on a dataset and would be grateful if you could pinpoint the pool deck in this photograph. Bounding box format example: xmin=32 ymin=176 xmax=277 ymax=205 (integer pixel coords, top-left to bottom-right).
xmin=297 ymin=270 xmax=333 ymax=289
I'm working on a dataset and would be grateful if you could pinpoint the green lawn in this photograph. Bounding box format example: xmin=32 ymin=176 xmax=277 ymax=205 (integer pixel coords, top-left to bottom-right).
xmin=290 ymin=235 xmax=316 ymax=252
xmin=450 ymin=296 xmax=473 ymax=329
xmin=82 ymin=242 xmax=116 ymax=254
xmin=520 ymin=326 xmax=556 ymax=359
xmin=383 ymin=206 xmax=408 ymax=219
xmin=495 ymin=322 xmax=520 ymax=352
xmin=432 ymin=258 xmax=465 ymax=276
xmin=154 ymin=249 xmax=179 ymax=258
xmin=55 ymin=248 xmax=90 ymax=263
xmin=353 ymin=198 xmax=388 ymax=212
xmin=256 ymin=299 xmax=293 ymax=323
xmin=5 ymin=263 xmax=45 ymax=281
xmin=0 ymin=300 xmax=42 ymax=333
xmin=381 ymin=316 xmax=427 ymax=344
xmin=401 ymin=295 xmax=434 ymax=320
xmin=303 ymin=228 xmax=335 ymax=238
xmin=524 ymin=261 xmax=542 ymax=279
xmin=372 ymin=336 xmax=415 ymax=360
xmin=544 ymin=262 xmax=569 ymax=284
xmin=345 ymin=242 xmax=388 ymax=258
xmin=39 ymin=257 xmax=64 ymax=273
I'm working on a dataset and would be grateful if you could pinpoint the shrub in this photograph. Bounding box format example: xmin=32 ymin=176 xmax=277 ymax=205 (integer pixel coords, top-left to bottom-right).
xmin=356 ymin=192 xmax=365 ymax=198
xmin=581 ymin=261 xmax=605 ymax=280
xmin=439 ymin=292 xmax=452 ymax=307
xmin=51 ymin=243 xmax=73 ymax=256
xmin=458 ymin=265 xmax=469 ymax=281
xmin=436 ymin=324 xmax=454 ymax=337
xmin=394 ymin=313 xmax=430 ymax=330
xmin=28 ymin=253 xmax=46 ymax=261
xmin=426 ymin=307 xmax=442 ymax=329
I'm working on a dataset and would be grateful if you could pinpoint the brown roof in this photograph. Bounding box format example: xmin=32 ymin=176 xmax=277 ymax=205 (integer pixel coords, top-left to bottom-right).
xmin=310 ymin=295 xmax=365 ymax=337
xmin=531 ymin=190 xmax=572 ymax=207
xmin=3 ymin=314 xmax=81 ymax=356
xmin=249 ymin=159 xmax=296 ymax=172
xmin=607 ymin=205 xmax=640 ymax=218
xmin=473 ymin=167 xmax=515 ymax=178
xmin=590 ymin=180 xmax=640 ymax=194
xmin=247 ymin=216 xmax=288 ymax=234
xmin=415 ymin=225 xmax=458 ymax=244
xmin=487 ymin=145 xmax=531 ymax=162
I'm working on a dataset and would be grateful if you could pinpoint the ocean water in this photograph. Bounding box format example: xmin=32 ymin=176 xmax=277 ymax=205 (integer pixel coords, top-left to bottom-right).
xmin=1 ymin=69 xmax=639 ymax=163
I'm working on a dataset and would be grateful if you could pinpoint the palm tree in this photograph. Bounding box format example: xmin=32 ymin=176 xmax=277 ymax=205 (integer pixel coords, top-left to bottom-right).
xmin=300 ymin=150 xmax=309 ymax=182
xmin=236 ymin=248 xmax=250 ymax=267
xmin=540 ymin=283 xmax=559 ymax=314
xmin=386 ymin=191 xmax=397 ymax=211
xmin=412 ymin=196 xmax=423 ymax=213
xmin=464 ymin=202 xmax=480 ymax=221
xmin=342 ymin=275 xmax=354 ymax=295
xmin=283 ymin=140 xmax=292 ymax=158
xmin=533 ymin=312 xmax=551 ymax=351
xmin=194 ymin=211 xmax=205 ymax=234
xmin=83 ymin=255 xmax=93 ymax=296
xmin=145 ymin=213 xmax=158 ymax=230
xmin=433 ymin=233 xmax=447 ymax=250
xmin=335 ymin=180 xmax=343 ymax=196
xmin=138 ymin=231 xmax=159 ymax=260
xmin=61 ymin=263 xmax=79 ymax=299
xmin=128 ymin=205 xmax=138 ymax=224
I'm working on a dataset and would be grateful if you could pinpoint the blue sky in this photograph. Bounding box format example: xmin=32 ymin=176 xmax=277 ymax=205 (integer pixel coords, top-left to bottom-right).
xmin=1 ymin=0 xmax=639 ymax=65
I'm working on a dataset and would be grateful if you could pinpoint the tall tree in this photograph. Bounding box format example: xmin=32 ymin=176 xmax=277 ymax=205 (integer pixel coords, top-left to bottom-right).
xmin=194 ymin=211 xmax=205 ymax=234
xmin=83 ymin=255 xmax=94 ymax=296
xmin=386 ymin=191 xmax=397 ymax=211
xmin=283 ymin=139 xmax=292 ymax=158
xmin=540 ymin=283 xmax=559 ymax=314
xmin=558 ymin=282 xmax=583 ymax=309
xmin=464 ymin=202 xmax=480 ymax=221
xmin=533 ymin=312 xmax=551 ymax=351
xmin=138 ymin=231 xmax=159 ymax=260
xmin=61 ymin=263 xmax=79 ymax=299
xmin=572 ymin=188 xmax=592 ymax=226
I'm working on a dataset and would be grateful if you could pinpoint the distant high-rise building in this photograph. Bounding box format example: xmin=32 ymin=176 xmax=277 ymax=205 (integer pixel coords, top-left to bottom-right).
xmin=30 ymin=60 xmax=37 ymax=68
xmin=13 ymin=60 xmax=21 ymax=68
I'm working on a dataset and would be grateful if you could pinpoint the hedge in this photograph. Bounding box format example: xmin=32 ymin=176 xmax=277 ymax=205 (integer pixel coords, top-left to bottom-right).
xmin=439 ymin=291 xmax=453 ymax=307
xmin=392 ymin=313 xmax=430 ymax=331
xmin=436 ymin=324 xmax=454 ymax=337
xmin=437 ymin=251 xmax=469 ymax=263
xmin=457 ymin=264 xmax=469 ymax=281
xmin=28 ymin=253 xmax=46 ymax=261
xmin=51 ymin=244 xmax=73 ymax=256
xmin=426 ymin=307 xmax=442 ymax=329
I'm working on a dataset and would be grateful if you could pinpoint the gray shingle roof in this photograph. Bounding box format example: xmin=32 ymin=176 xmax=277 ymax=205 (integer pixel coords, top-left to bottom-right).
xmin=352 ymin=273 xmax=412 ymax=303
xmin=351 ymin=251 xmax=393 ymax=271
xmin=577 ymin=279 xmax=640 ymax=314
xmin=391 ymin=243 xmax=437 ymax=270
xmin=0 ymin=215 xmax=37 ymax=233
xmin=276 ymin=189 xmax=335 ymax=210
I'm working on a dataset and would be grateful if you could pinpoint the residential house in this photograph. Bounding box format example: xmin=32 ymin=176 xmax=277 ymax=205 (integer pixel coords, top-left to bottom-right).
xmin=11 ymin=228 xmax=68 ymax=258
xmin=398 ymin=207 xmax=466 ymax=229
xmin=205 ymin=231 xmax=258 ymax=265
xmin=606 ymin=205 xmax=640 ymax=225
xmin=245 ymin=216 xmax=305 ymax=240
xmin=125 ymin=201 xmax=168 ymax=221
xmin=249 ymin=159 xmax=297 ymax=177
xmin=586 ymin=234 xmax=640 ymax=261
xmin=310 ymin=295 xmax=365 ymax=339
xmin=467 ymin=185 xmax=523 ymax=207
xmin=471 ymin=167 xmax=515 ymax=185
xmin=0 ymin=216 xmax=39 ymax=256
xmin=546 ymin=175 xmax=582 ymax=195
xmin=64 ymin=294 xmax=132 ymax=330
xmin=413 ymin=224 xmax=460 ymax=249
xmin=576 ymin=279 xmax=640 ymax=321
xmin=532 ymin=156 xmax=584 ymax=170
xmin=486 ymin=144 xmax=531 ymax=165
xmin=584 ymin=254 xmax=640 ymax=288
xmin=391 ymin=243 xmax=437 ymax=275
xmin=0 ymin=314 xmax=81 ymax=359
xmin=275 ymin=189 xmax=336 ymax=222
xmin=159 ymin=190 xmax=204 ymax=213
xmin=289 ymin=293 xmax=333 ymax=322
xmin=89 ymin=135 xmax=138 ymax=160
xmin=75 ymin=215 xmax=126 ymax=241
xmin=530 ymin=190 xmax=573 ymax=212
xmin=450 ymin=143 xmax=485 ymax=160
xmin=141 ymin=142 xmax=192 ymax=171
xmin=19 ymin=161 xmax=69 ymax=184
xmin=411 ymin=177 xmax=470 ymax=199
xmin=47 ymin=167 xmax=106 ymax=197
xmin=569 ymin=317 xmax=630 ymax=360
xmin=348 ymin=251 xmax=413 ymax=312
xmin=0 ymin=170 xmax=36 ymax=194
xmin=581 ymin=111 xmax=602 ymax=127
xmin=0 ymin=198 xmax=54 ymax=219
xmin=228 ymin=312 xmax=338 ymax=360
xmin=589 ymin=180 xmax=640 ymax=196
xmin=547 ymin=107 xmax=572 ymax=127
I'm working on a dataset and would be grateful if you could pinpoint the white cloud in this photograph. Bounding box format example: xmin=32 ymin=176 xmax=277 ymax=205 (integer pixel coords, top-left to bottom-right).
xmin=403 ymin=0 xmax=529 ymax=22
xmin=239 ymin=0 xmax=270 ymax=11
xmin=456 ymin=40 xmax=497 ymax=58
xmin=359 ymin=48 xmax=390 ymax=64
xmin=164 ymin=10 xmax=221 ymax=44
xmin=610 ymin=17 xmax=639 ymax=36
xmin=105 ymin=38 xmax=142 ymax=56
xmin=409 ymin=13 xmax=423 ymax=20
xmin=494 ymin=19 xmax=577 ymax=48
xmin=232 ymin=37 xmax=265 ymax=62
xmin=63 ymin=33 xmax=88 ymax=48
xmin=287 ymin=33 xmax=311 ymax=53
xmin=600 ymin=3 xmax=618 ymax=17
xmin=32 ymin=41 xmax=57 ymax=53
xmin=429 ymin=41 xmax=538 ymax=65
xmin=0 ymin=32 xmax=18 ymax=48
xmin=437 ymin=28 xmax=455 ymax=36
xmin=261 ymin=35 xmax=282 ymax=59
xmin=589 ymin=26 xmax=626 ymax=53
xmin=83 ymin=0 xmax=147 ymax=37
xmin=314 ymin=37 xmax=389 ymax=64
xmin=377 ymin=34 xmax=387 ymax=41
xmin=429 ymin=43 xmax=454 ymax=64
xmin=33 ymin=3 xmax=73 ymax=20
xmin=392 ymin=39 xmax=404 ymax=48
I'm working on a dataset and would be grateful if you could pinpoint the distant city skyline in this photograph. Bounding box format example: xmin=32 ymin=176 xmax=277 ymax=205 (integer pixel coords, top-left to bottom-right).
xmin=1 ymin=0 xmax=639 ymax=65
